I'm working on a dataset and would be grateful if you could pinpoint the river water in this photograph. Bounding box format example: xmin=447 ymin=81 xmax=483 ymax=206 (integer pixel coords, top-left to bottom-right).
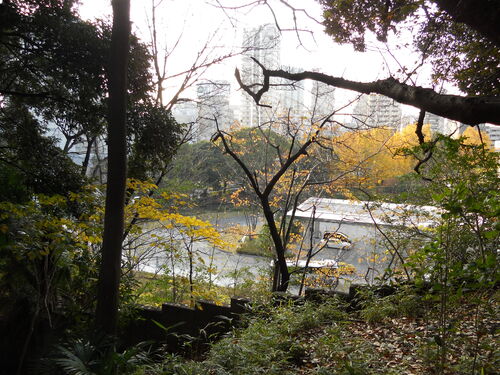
xmin=138 ymin=211 xmax=271 ymax=287
xmin=136 ymin=209 xmax=372 ymax=292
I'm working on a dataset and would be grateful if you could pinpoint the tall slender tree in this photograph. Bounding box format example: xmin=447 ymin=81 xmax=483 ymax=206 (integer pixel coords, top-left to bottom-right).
xmin=95 ymin=0 xmax=130 ymax=336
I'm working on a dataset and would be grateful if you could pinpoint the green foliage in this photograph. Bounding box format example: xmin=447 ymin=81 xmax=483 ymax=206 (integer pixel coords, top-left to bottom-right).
xmin=0 ymin=178 xmax=236 ymax=369
xmin=165 ymin=128 xmax=293 ymax=198
xmin=403 ymin=136 xmax=499 ymax=288
xmin=0 ymin=163 xmax=30 ymax=203
xmin=136 ymin=264 xmax=272 ymax=308
xmin=314 ymin=325 xmax=382 ymax=375
xmin=197 ymin=300 xmax=347 ymax=375
xmin=136 ymin=271 xmax=231 ymax=307
xmin=0 ymin=187 xmax=105 ymax=372
xmin=358 ymin=287 xmax=423 ymax=323
xmin=131 ymin=287 xmax=498 ymax=374
xmin=225 ymin=127 xmax=292 ymax=172
xmin=419 ymin=18 xmax=500 ymax=96
xmin=228 ymin=267 xmax=273 ymax=303
xmin=142 ymin=299 xmax=404 ymax=375
xmin=0 ymin=103 xmax=86 ymax=198
xmin=42 ymin=338 xmax=151 ymax=375
xmin=160 ymin=178 xmax=199 ymax=195
xmin=0 ymin=0 xmax=182 ymax=184
xmin=393 ymin=136 xmax=499 ymax=373
xmin=320 ymin=0 xmax=418 ymax=50
xmin=165 ymin=141 xmax=235 ymax=193
xmin=0 ymin=183 xmax=162 ymax=370
xmin=128 ymin=102 xmax=184 ymax=181
xmin=0 ymin=189 xmax=102 ymax=322
xmin=236 ymin=225 xmax=274 ymax=257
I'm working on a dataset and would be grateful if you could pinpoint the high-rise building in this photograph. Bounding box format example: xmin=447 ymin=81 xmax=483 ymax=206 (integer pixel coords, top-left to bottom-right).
xmin=196 ymin=80 xmax=233 ymax=141
xmin=353 ymin=93 xmax=402 ymax=130
xmin=239 ymin=24 xmax=281 ymax=127
xmin=423 ymin=112 xmax=445 ymax=134
xmin=483 ymin=124 xmax=500 ymax=146
xmin=172 ymin=101 xmax=198 ymax=125
xmin=400 ymin=114 xmax=416 ymax=131
xmin=172 ymin=101 xmax=198 ymax=142
xmin=310 ymin=78 xmax=336 ymax=123
xmin=276 ymin=65 xmax=306 ymax=121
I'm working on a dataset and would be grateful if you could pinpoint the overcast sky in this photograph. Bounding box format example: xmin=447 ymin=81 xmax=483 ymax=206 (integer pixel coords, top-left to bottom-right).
xmin=79 ymin=0 xmax=429 ymax=115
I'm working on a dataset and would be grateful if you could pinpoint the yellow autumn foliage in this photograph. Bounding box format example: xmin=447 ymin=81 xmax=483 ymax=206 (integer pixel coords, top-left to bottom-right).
xmin=332 ymin=124 xmax=432 ymax=189
xmin=461 ymin=127 xmax=493 ymax=148
xmin=126 ymin=180 xmax=226 ymax=248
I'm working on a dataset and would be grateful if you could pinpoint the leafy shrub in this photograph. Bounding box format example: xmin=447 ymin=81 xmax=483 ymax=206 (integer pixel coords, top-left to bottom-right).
xmin=358 ymin=287 xmax=423 ymax=323
xmin=39 ymin=338 xmax=151 ymax=375
xmin=236 ymin=225 xmax=273 ymax=257
xmin=147 ymin=299 xmax=347 ymax=375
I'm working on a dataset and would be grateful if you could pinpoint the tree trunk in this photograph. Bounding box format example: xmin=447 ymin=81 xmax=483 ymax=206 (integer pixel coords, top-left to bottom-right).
xmin=81 ymin=135 xmax=96 ymax=176
xmin=95 ymin=0 xmax=130 ymax=336
xmin=261 ymin=198 xmax=290 ymax=292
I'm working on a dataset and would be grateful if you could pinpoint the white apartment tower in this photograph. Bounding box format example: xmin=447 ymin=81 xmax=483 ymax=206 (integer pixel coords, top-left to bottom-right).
xmin=276 ymin=65 xmax=306 ymax=121
xmin=485 ymin=124 xmax=500 ymax=145
xmin=196 ymin=80 xmax=233 ymax=141
xmin=310 ymin=79 xmax=336 ymax=122
xmin=424 ymin=112 xmax=445 ymax=134
xmin=353 ymin=93 xmax=402 ymax=129
xmin=240 ymin=24 xmax=281 ymax=127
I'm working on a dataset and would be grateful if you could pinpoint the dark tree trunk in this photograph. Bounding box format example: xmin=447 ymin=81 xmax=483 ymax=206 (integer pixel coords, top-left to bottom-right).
xmin=261 ymin=198 xmax=290 ymax=292
xmin=95 ymin=0 xmax=130 ymax=336
xmin=81 ymin=135 xmax=96 ymax=176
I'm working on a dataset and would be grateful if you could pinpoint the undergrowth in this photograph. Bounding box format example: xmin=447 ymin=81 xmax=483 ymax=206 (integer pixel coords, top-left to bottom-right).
xmin=137 ymin=288 xmax=498 ymax=375
xmin=46 ymin=288 xmax=498 ymax=375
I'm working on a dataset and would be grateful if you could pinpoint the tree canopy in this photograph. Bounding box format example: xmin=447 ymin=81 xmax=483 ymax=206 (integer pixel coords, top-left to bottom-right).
xmin=0 ymin=0 xmax=183 ymax=192
xmin=236 ymin=0 xmax=500 ymax=126
xmin=319 ymin=0 xmax=500 ymax=96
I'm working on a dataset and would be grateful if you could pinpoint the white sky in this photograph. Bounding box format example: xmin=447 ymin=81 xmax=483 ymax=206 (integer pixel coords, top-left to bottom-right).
xmin=78 ymin=0 xmax=433 ymax=116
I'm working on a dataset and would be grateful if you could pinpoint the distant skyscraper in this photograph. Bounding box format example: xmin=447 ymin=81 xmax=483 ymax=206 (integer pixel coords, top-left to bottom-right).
xmin=424 ymin=112 xmax=445 ymax=134
xmin=172 ymin=101 xmax=198 ymax=125
xmin=353 ymin=93 xmax=402 ymax=129
xmin=400 ymin=114 xmax=417 ymax=131
xmin=196 ymin=80 xmax=233 ymax=141
xmin=172 ymin=101 xmax=198 ymax=142
xmin=484 ymin=124 xmax=500 ymax=145
xmin=401 ymin=112 xmax=457 ymax=136
xmin=465 ymin=123 xmax=499 ymax=149
xmin=310 ymin=78 xmax=336 ymax=123
xmin=239 ymin=24 xmax=281 ymax=127
xmin=276 ymin=65 xmax=306 ymax=120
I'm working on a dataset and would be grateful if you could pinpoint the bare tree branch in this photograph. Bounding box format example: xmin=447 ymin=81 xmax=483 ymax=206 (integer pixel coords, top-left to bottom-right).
xmin=364 ymin=203 xmax=411 ymax=281
xmin=236 ymin=61 xmax=500 ymax=126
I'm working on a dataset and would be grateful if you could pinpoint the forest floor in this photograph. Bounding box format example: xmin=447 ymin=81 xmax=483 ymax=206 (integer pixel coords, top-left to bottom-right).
xmin=148 ymin=288 xmax=499 ymax=375
xmin=292 ymin=301 xmax=498 ymax=374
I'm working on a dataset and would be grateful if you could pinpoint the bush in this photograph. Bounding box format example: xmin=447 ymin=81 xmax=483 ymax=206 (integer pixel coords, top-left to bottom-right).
xmin=236 ymin=225 xmax=274 ymax=257
xmin=146 ymin=299 xmax=347 ymax=375
xmin=358 ymin=286 xmax=423 ymax=323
